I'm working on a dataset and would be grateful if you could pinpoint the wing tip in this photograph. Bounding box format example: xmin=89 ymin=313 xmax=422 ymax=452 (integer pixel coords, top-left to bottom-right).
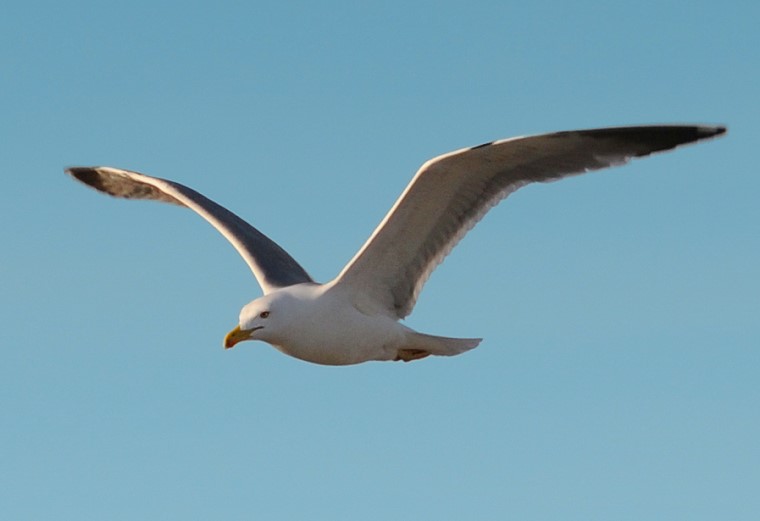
xmin=65 ymin=166 xmax=107 ymax=190
xmin=698 ymin=124 xmax=727 ymax=139
xmin=466 ymin=124 xmax=726 ymax=154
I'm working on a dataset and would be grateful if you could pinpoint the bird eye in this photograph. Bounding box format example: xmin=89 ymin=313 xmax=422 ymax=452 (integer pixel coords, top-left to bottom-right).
xmin=259 ymin=311 xmax=270 ymax=319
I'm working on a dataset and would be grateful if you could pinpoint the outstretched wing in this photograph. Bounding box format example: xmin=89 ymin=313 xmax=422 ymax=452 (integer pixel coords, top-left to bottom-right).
xmin=66 ymin=166 xmax=313 ymax=294
xmin=334 ymin=125 xmax=726 ymax=318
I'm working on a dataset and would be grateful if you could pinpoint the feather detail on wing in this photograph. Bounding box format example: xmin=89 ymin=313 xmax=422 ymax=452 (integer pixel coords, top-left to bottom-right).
xmin=334 ymin=125 xmax=725 ymax=318
xmin=66 ymin=166 xmax=313 ymax=293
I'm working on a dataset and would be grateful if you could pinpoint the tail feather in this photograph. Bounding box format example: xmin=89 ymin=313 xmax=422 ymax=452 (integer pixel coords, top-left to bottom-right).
xmin=408 ymin=332 xmax=482 ymax=357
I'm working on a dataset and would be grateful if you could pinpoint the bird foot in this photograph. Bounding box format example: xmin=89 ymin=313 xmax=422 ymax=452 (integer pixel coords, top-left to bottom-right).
xmin=394 ymin=349 xmax=431 ymax=362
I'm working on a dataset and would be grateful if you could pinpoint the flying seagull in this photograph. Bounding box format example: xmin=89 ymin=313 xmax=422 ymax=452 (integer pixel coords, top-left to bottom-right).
xmin=67 ymin=125 xmax=725 ymax=365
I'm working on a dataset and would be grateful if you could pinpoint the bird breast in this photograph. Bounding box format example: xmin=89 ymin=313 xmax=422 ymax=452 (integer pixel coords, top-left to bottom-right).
xmin=268 ymin=284 xmax=406 ymax=365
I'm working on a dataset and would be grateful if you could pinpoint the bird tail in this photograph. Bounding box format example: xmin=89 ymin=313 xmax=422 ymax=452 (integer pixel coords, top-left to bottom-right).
xmin=408 ymin=332 xmax=482 ymax=357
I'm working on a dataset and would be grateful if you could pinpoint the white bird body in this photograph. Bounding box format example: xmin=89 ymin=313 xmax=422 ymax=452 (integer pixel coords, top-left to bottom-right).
xmin=66 ymin=124 xmax=725 ymax=365
xmin=236 ymin=282 xmax=478 ymax=365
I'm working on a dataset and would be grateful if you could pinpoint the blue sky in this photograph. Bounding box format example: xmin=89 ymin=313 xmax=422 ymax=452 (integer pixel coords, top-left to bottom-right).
xmin=2 ymin=1 xmax=758 ymax=519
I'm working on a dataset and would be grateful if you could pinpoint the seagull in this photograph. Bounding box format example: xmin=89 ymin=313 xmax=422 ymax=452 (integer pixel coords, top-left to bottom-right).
xmin=67 ymin=125 xmax=725 ymax=365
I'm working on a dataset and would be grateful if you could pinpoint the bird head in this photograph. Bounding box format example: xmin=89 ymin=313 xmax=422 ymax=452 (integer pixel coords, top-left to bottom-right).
xmin=224 ymin=296 xmax=279 ymax=349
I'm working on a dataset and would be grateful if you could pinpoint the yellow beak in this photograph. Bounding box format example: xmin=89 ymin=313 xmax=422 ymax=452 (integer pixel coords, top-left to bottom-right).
xmin=224 ymin=325 xmax=254 ymax=349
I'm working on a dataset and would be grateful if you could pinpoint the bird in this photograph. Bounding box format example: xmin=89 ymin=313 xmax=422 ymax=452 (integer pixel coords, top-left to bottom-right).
xmin=66 ymin=124 xmax=725 ymax=365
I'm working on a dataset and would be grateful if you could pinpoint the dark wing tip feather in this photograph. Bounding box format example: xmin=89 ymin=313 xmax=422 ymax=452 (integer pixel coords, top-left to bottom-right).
xmin=65 ymin=166 xmax=182 ymax=205
xmin=66 ymin=166 xmax=106 ymax=190
xmin=624 ymin=124 xmax=726 ymax=156
xmin=559 ymin=124 xmax=726 ymax=156
xmin=699 ymin=125 xmax=727 ymax=138
xmin=65 ymin=166 xmax=126 ymax=197
xmin=467 ymin=125 xmax=725 ymax=155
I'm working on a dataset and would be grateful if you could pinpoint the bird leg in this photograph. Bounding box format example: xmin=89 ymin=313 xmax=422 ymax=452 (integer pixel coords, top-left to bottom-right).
xmin=394 ymin=349 xmax=431 ymax=362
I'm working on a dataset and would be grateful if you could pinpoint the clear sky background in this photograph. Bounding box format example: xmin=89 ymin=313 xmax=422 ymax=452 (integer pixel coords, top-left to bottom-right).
xmin=2 ymin=1 xmax=758 ymax=519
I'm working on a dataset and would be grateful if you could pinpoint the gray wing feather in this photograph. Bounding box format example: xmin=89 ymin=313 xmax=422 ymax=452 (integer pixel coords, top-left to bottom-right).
xmin=335 ymin=125 xmax=726 ymax=318
xmin=66 ymin=166 xmax=313 ymax=294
